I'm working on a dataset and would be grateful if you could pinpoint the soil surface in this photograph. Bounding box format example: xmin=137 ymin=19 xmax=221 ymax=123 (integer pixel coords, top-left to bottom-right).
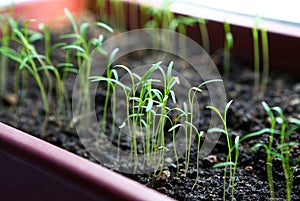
xmin=1 ymin=15 xmax=300 ymax=201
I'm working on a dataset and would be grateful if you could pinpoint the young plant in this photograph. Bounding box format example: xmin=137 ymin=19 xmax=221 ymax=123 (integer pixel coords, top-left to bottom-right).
xmin=271 ymin=106 xmax=300 ymax=201
xmin=223 ymin=21 xmax=233 ymax=80
xmin=95 ymin=0 xmax=109 ymax=23
xmin=90 ymin=61 xmax=172 ymax=173
xmin=240 ymin=102 xmax=300 ymax=201
xmin=91 ymin=59 xmax=222 ymax=175
xmin=0 ymin=19 xmax=52 ymax=126
xmin=207 ymin=100 xmax=238 ymax=201
xmin=111 ymin=0 xmax=126 ymax=29
xmin=38 ymin=23 xmax=77 ymax=117
xmin=185 ymin=79 xmax=223 ymax=174
xmin=252 ymin=16 xmax=270 ymax=94
xmin=198 ymin=18 xmax=210 ymax=53
xmin=0 ymin=12 xmax=11 ymax=96
xmin=192 ymin=130 xmax=204 ymax=189
xmin=167 ymin=79 xmax=222 ymax=180
xmin=260 ymin=27 xmax=269 ymax=92
xmin=252 ymin=17 xmax=260 ymax=94
xmin=62 ymin=8 xmax=113 ymax=114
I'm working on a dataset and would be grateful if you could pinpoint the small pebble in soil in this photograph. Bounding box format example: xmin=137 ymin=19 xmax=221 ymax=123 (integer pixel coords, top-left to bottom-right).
xmin=2 ymin=93 xmax=18 ymax=105
xmin=161 ymin=170 xmax=171 ymax=180
xmin=244 ymin=166 xmax=253 ymax=171
xmin=202 ymin=155 xmax=217 ymax=167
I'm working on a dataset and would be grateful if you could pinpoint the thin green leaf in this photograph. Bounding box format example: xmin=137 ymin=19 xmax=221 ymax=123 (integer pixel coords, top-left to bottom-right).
xmin=29 ymin=32 xmax=43 ymax=43
xmin=58 ymin=63 xmax=73 ymax=68
xmin=277 ymin=142 xmax=300 ymax=150
xmin=64 ymin=8 xmax=78 ymax=33
xmin=168 ymin=77 xmax=180 ymax=90
xmin=96 ymin=22 xmax=113 ymax=32
xmin=272 ymin=106 xmax=284 ymax=118
xmin=289 ymin=118 xmax=300 ymax=125
xmin=60 ymin=33 xmax=80 ymax=40
xmin=79 ymin=22 xmax=89 ymax=39
xmin=191 ymin=87 xmax=203 ymax=93
xmin=234 ymin=136 xmax=240 ymax=151
xmin=61 ymin=45 xmax=85 ymax=52
xmin=240 ymin=128 xmax=280 ymax=142
xmin=111 ymin=69 xmax=119 ymax=81
xmin=89 ymin=76 xmax=130 ymax=91
xmin=170 ymin=90 xmax=176 ymax=104
xmin=206 ymin=105 xmax=224 ymax=122
xmin=167 ymin=61 xmax=174 ymax=82
xmin=37 ymin=65 xmax=56 ymax=71
xmin=168 ymin=123 xmax=183 ymax=132
xmin=224 ymin=100 xmax=233 ymax=120
xmin=146 ymin=98 xmax=153 ymax=112
xmin=63 ymin=68 xmax=78 ymax=74
xmin=207 ymin=127 xmax=227 ymax=134
xmin=249 ymin=143 xmax=269 ymax=152
xmin=119 ymin=121 xmax=126 ymax=129
xmin=107 ymin=48 xmax=119 ymax=68
xmin=197 ymin=79 xmax=223 ymax=89
xmin=213 ymin=162 xmax=234 ymax=168
xmin=151 ymin=89 xmax=163 ymax=102
xmin=262 ymin=101 xmax=274 ymax=119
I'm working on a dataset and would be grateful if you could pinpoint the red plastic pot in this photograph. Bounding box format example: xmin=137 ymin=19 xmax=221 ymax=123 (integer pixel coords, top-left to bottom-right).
xmin=5 ymin=0 xmax=300 ymax=77
xmin=1 ymin=0 xmax=299 ymax=200
xmin=0 ymin=123 xmax=174 ymax=201
xmin=88 ymin=0 xmax=300 ymax=77
xmin=2 ymin=0 xmax=86 ymax=30
xmin=0 ymin=1 xmax=175 ymax=200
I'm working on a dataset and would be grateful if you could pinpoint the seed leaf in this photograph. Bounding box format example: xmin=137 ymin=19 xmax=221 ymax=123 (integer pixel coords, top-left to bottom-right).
xmin=213 ymin=162 xmax=234 ymax=168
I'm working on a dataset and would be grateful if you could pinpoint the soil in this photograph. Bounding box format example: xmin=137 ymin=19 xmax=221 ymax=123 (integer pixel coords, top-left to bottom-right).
xmin=1 ymin=15 xmax=300 ymax=201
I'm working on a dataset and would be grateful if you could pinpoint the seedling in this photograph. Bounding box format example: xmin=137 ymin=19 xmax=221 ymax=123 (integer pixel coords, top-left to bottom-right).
xmin=223 ymin=21 xmax=233 ymax=80
xmin=198 ymin=18 xmax=210 ymax=53
xmin=251 ymin=16 xmax=270 ymax=94
xmin=91 ymin=58 xmax=222 ymax=175
xmin=252 ymin=17 xmax=260 ymax=94
xmin=207 ymin=100 xmax=238 ymax=201
xmin=0 ymin=12 xmax=11 ymax=96
xmin=62 ymin=8 xmax=113 ymax=114
xmin=260 ymin=27 xmax=269 ymax=92
xmin=38 ymin=23 xmax=76 ymax=117
xmin=1 ymin=19 xmax=51 ymax=120
xmin=240 ymin=102 xmax=300 ymax=201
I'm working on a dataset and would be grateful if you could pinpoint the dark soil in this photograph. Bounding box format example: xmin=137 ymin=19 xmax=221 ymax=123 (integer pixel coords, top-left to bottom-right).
xmin=1 ymin=15 xmax=300 ymax=201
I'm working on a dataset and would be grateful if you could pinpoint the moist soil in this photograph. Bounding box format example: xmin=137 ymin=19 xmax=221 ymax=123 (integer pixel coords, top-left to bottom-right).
xmin=1 ymin=17 xmax=300 ymax=201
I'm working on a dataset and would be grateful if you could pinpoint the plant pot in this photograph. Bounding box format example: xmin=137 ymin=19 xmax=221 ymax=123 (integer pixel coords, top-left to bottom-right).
xmin=1 ymin=1 xmax=299 ymax=201
xmin=88 ymin=0 xmax=300 ymax=78
xmin=0 ymin=122 xmax=174 ymax=201
xmin=1 ymin=0 xmax=86 ymax=30
xmin=0 ymin=2 xmax=173 ymax=200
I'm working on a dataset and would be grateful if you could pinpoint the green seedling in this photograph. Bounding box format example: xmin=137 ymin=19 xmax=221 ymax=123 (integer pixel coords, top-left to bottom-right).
xmin=169 ymin=79 xmax=222 ymax=177
xmin=0 ymin=18 xmax=67 ymax=134
xmin=95 ymin=0 xmax=109 ymax=23
xmin=240 ymin=102 xmax=300 ymax=201
xmin=91 ymin=61 xmax=176 ymax=173
xmin=207 ymin=100 xmax=238 ymax=201
xmin=252 ymin=17 xmax=260 ymax=94
xmin=38 ymin=23 xmax=77 ymax=117
xmin=63 ymin=8 xmax=113 ymax=114
xmin=198 ymin=18 xmax=210 ymax=53
xmin=223 ymin=21 xmax=233 ymax=80
xmin=0 ymin=12 xmax=12 ymax=96
xmin=92 ymin=59 xmax=222 ymax=175
xmin=251 ymin=16 xmax=270 ymax=94
xmin=1 ymin=19 xmax=50 ymax=117
xmin=260 ymin=27 xmax=269 ymax=92
xmin=112 ymin=0 xmax=126 ymax=29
